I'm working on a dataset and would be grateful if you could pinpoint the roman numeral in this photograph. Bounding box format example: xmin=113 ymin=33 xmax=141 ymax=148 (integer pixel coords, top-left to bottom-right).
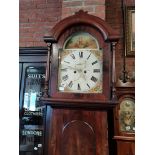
xmin=64 ymin=61 xmax=70 ymax=64
xmin=79 ymin=51 xmax=83 ymax=58
xmin=77 ymin=83 xmax=81 ymax=90
xmin=93 ymin=69 xmax=100 ymax=73
xmin=92 ymin=60 xmax=98 ymax=65
xmin=87 ymin=83 xmax=90 ymax=89
xmin=70 ymin=54 xmax=75 ymax=59
xmin=62 ymin=75 xmax=68 ymax=81
xmin=61 ymin=68 xmax=67 ymax=72
xmin=87 ymin=53 xmax=91 ymax=60
xmin=91 ymin=76 xmax=98 ymax=83
xmin=68 ymin=81 xmax=73 ymax=88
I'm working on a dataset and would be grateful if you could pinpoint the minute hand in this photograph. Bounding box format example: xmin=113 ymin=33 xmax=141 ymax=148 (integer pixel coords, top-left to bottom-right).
xmin=65 ymin=65 xmax=77 ymax=70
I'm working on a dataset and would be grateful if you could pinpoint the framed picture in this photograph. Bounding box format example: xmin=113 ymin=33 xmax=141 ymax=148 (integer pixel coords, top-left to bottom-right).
xmin=125 ymin=6 xmax=135 ymax=57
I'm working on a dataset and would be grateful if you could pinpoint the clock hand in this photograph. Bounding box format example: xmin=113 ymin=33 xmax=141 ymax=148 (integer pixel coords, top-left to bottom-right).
xmin=76 ymin=68 xmax=83 ymax=72
xmin=81 ymin=73 xmax=86 ymax=81
xmin=64 ymin=65 xmax=77 ymax=70
xmin=76 ymin=61 xmax=86 ymax=68
xmin=127 ymin=114 xmax=132 ymax=120
xmin=65 ymin=64 xmax=86 ymax=71
xmin=77 ymin=70 xmax=87 ymax=81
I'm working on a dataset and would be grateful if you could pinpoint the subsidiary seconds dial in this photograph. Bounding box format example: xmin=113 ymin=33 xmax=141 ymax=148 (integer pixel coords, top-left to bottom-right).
xmin=58 ymin=49 xmax=103 ymax=93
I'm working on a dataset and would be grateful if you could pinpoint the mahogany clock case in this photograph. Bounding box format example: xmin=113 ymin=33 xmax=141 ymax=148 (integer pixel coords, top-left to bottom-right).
xmin=41 ymin=11 xmax=120 ymax=155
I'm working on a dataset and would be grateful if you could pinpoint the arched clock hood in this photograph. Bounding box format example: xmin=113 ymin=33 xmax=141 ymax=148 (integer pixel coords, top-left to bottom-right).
xmin=42 ymin=10 xmax=120 ymax=105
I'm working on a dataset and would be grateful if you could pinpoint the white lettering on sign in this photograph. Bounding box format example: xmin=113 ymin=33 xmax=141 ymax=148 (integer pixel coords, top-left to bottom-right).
xmin=24 ymin=110 xmax=43 ymax=116
xmin=28 ymin=74 xmax=45 ymax=79
xmin=22 ymin=130 xmax=42 ymax=136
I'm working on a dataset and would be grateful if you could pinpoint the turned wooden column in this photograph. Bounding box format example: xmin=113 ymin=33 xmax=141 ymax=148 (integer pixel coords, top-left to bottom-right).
xmin=111 ymin=41 xmax=118 ymax=101
xmin=43 ymin=36 xmax=57 ymax=97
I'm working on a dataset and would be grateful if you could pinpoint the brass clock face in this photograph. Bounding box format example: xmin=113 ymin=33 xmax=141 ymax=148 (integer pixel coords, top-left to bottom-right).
xmin=119 ymin=98 xmax=135 ymax=132
xmin=58 ymin=49 xmax=103 ymax=93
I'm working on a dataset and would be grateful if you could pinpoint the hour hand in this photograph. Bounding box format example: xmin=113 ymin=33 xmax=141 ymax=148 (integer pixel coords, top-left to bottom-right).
xmin=64 ymin=65 xmax=77 ymax=70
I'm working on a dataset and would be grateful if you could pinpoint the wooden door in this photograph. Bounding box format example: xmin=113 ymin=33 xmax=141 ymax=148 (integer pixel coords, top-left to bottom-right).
xmin=45 ymin=107 xmax=109 ymax=155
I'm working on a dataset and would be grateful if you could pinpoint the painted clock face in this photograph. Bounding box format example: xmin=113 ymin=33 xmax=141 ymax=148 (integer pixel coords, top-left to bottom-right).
xmin=119 ymin=98 xmax=135 ymax=132
xmin=58 ymin=49 xmax=103 ymax=93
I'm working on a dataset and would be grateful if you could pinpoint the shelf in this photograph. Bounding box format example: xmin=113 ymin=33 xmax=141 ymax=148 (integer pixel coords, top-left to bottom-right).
xmin=114 ymin=136 xmax=135 ymax=141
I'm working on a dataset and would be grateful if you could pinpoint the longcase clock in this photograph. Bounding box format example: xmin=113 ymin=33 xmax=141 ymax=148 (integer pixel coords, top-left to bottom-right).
xmin=41 ymin=10 xmax=120 ymax=155
xmin=114 ymin=86 xmax=135 ymax=155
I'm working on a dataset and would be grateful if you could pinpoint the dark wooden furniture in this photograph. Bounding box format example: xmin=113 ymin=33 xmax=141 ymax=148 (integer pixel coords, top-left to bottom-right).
xmin=41 ymin=10 xmax=120 ymax=155
xmin=19 ymin=47 xmax=47 ymax=155
xmin=114 ymin=82 xmax=135 ymax=155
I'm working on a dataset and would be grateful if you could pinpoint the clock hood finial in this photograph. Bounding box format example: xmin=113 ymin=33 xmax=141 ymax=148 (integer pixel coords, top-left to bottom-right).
xmin=75 ymin=10 xmax=88 ymax=15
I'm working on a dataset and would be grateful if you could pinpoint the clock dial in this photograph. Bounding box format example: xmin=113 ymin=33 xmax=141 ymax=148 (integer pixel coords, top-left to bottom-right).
xmin=119 ymin=98 xmax=135 ymax=132
xmin=58 ymin=49 xmax=103 ymax=93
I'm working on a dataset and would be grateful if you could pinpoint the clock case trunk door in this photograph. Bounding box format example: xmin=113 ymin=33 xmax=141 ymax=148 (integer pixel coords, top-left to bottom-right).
xmin=44 ymin=107 xmax=111 ymax=155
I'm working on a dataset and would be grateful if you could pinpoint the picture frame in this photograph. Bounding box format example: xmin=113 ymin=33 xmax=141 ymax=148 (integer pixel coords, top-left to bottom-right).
xmin=125 ymin=6 xmax=135 ymax=57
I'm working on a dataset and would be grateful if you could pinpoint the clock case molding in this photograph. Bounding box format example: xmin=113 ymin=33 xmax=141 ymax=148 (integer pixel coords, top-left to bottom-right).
xmin=41 ymin=10 xmax=120 ymax=107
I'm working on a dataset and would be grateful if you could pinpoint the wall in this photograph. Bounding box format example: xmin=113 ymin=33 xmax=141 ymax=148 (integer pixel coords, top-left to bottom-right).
xmin=105 ymin=0 xmax=135 ymax=81
xmin=19 ymin=0 xmax=135 ymax=82
xmin=19 ymin=0 xmax=105 ymax=47
xmin=61 ymin=0 xmax=105 ymax=19
xmin=19 ymin=0 xmax=62 ymax=47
